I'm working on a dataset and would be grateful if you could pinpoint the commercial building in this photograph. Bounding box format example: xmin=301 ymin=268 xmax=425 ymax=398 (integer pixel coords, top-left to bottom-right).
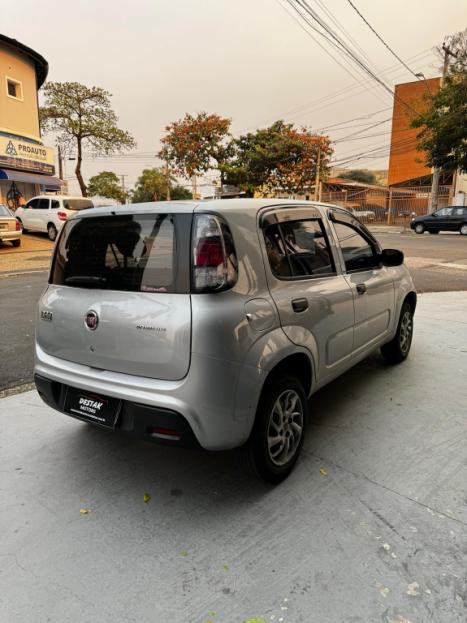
xmin=0 ymin=34 xmax=63 ymax=209
xmin=388 ymin=78 xmax=466 ymax=205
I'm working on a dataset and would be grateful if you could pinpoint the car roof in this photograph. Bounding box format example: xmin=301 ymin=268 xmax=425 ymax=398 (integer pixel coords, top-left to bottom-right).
xmin=28 ymin=195 xmax=93 ymax=201
xmin=67 ymin=198 xmax=339 ymax=221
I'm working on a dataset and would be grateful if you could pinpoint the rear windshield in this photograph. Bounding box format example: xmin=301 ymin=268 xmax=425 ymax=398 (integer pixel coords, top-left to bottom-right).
xmin=0 ymin=204 xmax=12 ymax=216
xmin=51 ymin=214 xmax=190 ymax=293
xmin=63 ymin=199 xmax=94 ymax=210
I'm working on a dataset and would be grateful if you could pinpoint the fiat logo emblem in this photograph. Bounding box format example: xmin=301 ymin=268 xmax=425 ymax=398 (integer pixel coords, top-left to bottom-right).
xmin=85 ymin=310 xmax=99 ymax=331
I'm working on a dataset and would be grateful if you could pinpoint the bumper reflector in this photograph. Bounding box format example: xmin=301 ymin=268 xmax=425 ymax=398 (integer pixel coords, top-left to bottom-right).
xmin=149 ymin=426 xmax=181 ymax=441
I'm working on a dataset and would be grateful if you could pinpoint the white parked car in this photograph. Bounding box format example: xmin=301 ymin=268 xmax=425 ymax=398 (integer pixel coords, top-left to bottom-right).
xmin=16 ymin=195 xmax=94 ymax=241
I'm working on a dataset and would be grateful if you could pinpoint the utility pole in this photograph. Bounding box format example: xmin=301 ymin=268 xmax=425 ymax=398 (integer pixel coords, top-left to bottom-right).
xmin=313 ymin=145 xmax=321 ymax=201
xmin=165 ymin=161 xmax=171 ymax=201
xmin=57 ymin=145 xmax=64 ymax=180
xmin=429 ymin=43 xmax=457 ymax=213
xmin=120 ymin=174 xmax=127 ymax=204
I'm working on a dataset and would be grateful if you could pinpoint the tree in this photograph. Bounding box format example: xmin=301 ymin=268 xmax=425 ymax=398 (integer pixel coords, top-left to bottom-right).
xmin=412 ymin=30 xmax=467 ymax=174
xmin=131 ymin=168 xmax=192 ymax=203
xmin=339 ymin=169 xmax=377 ymax=184
xmin=159 ymin=112 xmax=232 ymax=195
xmin=171 ymin=185 xmax=193 ymax=200
xmin=223 ymin=121 xmax=333 ymax=196
xmin=87 ymin=171 xmax=125 ymax=203
xmin=40 ymin=82 xmax=136 ymax=196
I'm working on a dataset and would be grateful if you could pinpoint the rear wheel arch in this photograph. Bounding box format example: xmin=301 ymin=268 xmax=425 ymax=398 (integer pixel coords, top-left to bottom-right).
xmin=261 ymin=352 xmax=313 ymax=398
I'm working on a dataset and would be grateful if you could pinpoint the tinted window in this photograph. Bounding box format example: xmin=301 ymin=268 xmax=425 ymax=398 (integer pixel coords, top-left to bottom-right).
xmin=265 ymin=219 xmax=335 ymax=278
xmin=264 ymin=224 xmax=292 ymax=278
xmin=333 ymin=222 xmax=378 ymax=272
xmin=37 ymin=198 xmax=49 ymax=210
xmin=63 ymin=199 xmax=94 ymax=210
xmin=51 ymin=214 xmax=177 ymax=293
xmin=452 ymin=207 xmax=467 ymax=216
xmin=27 ymin=199 xmax=39 ymax=209
xmin=434 ymin=208 xmax=451 ymax=217
xmin=51 ymin=200 xmax=60 ymax=209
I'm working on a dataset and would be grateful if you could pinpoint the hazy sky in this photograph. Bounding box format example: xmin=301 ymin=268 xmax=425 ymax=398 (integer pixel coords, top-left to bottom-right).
xmin=3 ymin=0 xmax=466 ymax=194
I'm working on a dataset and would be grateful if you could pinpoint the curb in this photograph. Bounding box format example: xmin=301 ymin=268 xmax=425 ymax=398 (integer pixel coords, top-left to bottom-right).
xmin=0 ymin=382 xmax=35 ymax=399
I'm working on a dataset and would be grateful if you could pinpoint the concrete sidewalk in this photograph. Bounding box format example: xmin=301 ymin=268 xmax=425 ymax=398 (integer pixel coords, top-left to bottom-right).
xmin=1 ymin=292 xmax=466 ymax=623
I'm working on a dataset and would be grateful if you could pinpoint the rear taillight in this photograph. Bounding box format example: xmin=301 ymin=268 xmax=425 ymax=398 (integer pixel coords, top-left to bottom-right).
xmin=15 ymin=219 xmax=21 ymax=231
xmin=57 ymin=211 xmax=68 ymax=221
xmin=192 ymin=214 xmax=238 ymax=293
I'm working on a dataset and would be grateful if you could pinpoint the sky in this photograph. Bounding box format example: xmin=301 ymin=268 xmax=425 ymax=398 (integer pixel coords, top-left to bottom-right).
xmin=3 ymin=0 xmax=466 ymax=195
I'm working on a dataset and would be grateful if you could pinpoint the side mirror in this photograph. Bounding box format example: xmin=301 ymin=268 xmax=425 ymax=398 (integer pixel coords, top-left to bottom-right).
xmin=432 ymin=212 xmax=437 ymax=217
xmin=380 ymin=248 xmax=404 ymax=267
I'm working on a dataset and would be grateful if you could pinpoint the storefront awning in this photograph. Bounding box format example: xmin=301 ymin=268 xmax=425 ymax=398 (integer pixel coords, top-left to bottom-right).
xmin=0 ymin=169 xmax=64 ymax=191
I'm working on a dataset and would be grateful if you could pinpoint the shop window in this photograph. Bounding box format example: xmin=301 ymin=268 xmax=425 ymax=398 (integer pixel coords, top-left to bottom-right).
xmin=6 ymin=78 xmax=23 ymax=101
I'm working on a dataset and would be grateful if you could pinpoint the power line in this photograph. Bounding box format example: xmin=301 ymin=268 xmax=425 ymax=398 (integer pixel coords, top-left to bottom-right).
xmin=284 ymin=0 xmax=391 ymax=105
xmin=277 ymin=0 xmax=388 ymax=107
xmin=289 ymin=0 xmax=422 ymax=115
xmin=345 ymin=0 xmax=421 ymax=80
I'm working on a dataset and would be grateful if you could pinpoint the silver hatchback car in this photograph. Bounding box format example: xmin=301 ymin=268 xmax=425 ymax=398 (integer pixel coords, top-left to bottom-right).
xmin=35 ymin=200 xmax=416 ymax=482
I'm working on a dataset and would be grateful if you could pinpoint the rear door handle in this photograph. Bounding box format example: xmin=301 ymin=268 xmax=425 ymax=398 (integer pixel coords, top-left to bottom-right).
xmin=356 ymin=283 xmax=367 ymax=295
xmin=292 ymin=298 xmax=308 ymax=313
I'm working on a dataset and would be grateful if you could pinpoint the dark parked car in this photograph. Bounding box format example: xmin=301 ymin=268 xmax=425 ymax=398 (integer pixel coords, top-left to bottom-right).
xmin=410 ymin=206 xmax=467 ymax=235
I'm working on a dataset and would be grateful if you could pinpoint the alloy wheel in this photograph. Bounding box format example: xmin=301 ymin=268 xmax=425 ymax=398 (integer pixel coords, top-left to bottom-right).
xmin=48 ymin=225 xmax=57 ymax=241
xmin=267 ymin=389 xmax=304 ymax=467
xmin=399 ymin=310 xmax=413 ymax=355
xmin=460 ymin=224 xmax=467 ymax=236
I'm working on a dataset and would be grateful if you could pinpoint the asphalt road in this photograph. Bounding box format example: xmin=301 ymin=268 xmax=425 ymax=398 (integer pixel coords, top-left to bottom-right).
xmin=0 ymin=232 xmax=466 ymax=391
xmin=376 ymin=231 xmax=467 ymax=292
xmin=0 ymin=271 xmax=47 ymax=391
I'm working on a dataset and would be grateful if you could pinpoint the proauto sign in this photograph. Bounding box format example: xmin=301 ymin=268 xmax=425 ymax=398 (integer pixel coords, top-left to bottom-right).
xmin=0 ymin=136 xmax=55 ymax=175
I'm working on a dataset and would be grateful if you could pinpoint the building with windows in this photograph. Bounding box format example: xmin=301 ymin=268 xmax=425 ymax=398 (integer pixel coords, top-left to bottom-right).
xmin=0 ymin=34 xmax=63 ymax=209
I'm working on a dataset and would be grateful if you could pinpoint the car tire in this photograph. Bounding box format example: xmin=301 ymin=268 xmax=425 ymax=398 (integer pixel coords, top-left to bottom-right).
xmin=247 ymin=375 xmax=308 ymax=483
xmin=47 ymin=223 xmax=58 ymax=241
xmin=460 ymin=224 xmax=467 ymax=236
xmin=429 ymin=230 xmax=439 ymax=234
xmin=414 ymin=223 xmax=425 ymax=234
xmin=381 ymin=301 xmax=414 ymax=364
xmin=12 ymin=239 xmax=21 ymax=247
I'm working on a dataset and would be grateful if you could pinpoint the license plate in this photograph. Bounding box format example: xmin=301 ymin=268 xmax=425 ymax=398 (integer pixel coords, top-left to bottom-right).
xmin=64 ymin=387 xmax=121 ymax=428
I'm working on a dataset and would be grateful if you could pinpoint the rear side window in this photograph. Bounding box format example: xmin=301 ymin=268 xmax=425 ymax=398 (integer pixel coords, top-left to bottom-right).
xmin=264 ymin=219 xmax=335 ymax=279
xmin=51 ymin=214 xmax=190 ymax=293
xmin=63 ymin=199 xmax=94 ymax=210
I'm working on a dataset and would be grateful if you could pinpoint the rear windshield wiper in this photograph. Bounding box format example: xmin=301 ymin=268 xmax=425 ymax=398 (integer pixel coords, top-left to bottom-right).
xmin=65 ymin=276 xmax=108 ymax=285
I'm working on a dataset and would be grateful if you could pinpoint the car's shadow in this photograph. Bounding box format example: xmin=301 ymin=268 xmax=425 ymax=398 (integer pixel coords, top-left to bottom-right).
xmin=59 ymin=351 xmax=390 ymax=509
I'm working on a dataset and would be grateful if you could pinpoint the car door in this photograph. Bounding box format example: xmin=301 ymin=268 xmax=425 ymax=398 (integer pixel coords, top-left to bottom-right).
xmin=34 ymin=197 xmax=51 ymax=232
xmin=450 ymin=207 xmax=466 ymax=231
xmin=329 ymin=210 xmax=394 ymax=358
xmin=22 ymin=198 xmax=39 ymax=229
xmin=431 ymin=207 xmax=452 ymax=231
xmin=260 ymin=206 xmax=355 ymax=385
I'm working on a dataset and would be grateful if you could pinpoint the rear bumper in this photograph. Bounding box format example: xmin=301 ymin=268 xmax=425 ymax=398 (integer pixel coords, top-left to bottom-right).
xmin=34 ymin=374 xmax=200 ymax=447
xmin=0 ymin=231 xmax=21 ymax=240
xmin=34 ymin=343 xmax=264 ymax=450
